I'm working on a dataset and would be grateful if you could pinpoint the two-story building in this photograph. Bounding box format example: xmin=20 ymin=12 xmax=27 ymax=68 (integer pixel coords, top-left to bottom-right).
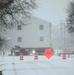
xmin=3 ymin=16 xmax=51 ymax=55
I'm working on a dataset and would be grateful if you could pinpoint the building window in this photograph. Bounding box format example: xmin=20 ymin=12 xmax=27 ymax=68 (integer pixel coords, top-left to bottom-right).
xmin=40 ymin=37 xmax=44 ymax=41
xmin=17 ymin=25 xmax=22 ymax=30
xmin=18 ymin=37 xmax=22 ymax=42
xmin=39 ymin=25 xmax=44 ymax=30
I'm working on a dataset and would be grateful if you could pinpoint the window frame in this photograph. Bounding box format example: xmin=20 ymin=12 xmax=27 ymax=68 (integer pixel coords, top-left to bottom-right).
xmin=40 ymin=37 xmax=44 ymax=41
xmin=39 ymin=25 xmax=44 ymax=30
xmin=17 ymin=25 xmax=22 ymax=30
xmin=17 ymin=37 xmax=22 ymax=42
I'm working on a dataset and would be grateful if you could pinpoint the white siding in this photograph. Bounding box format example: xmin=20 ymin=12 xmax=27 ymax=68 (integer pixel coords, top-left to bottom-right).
xmin=5 ymin=16 xmax=51 ymax=51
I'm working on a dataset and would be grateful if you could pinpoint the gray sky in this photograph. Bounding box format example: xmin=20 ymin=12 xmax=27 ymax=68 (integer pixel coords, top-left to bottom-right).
xmin=33 ymin=0 xmax=72 ymax=25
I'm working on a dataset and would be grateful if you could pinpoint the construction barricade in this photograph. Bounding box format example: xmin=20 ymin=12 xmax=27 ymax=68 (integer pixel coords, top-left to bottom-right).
xmin=20 ymin=52 xmax=24 ymax=60
xmin=62 ymin=52 xmax=66 ymax=59
xmin=34 ymin=52 xmax=38 ymax=60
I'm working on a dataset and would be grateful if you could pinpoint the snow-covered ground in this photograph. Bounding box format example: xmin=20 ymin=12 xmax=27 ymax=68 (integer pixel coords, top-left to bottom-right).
xmin=0 ymin=55 xmax=74 ymax=75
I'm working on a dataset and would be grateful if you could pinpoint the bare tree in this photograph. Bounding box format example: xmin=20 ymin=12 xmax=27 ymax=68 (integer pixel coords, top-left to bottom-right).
xmin=67 ymin=0 xmax=74 ymax=33
xmin=0 ymin=36 xmax=5 ymax=50
xmin=0 ymin=0 xmax=37 ymax=29
xmin=0 ymin=0 xmax=37 ymax=48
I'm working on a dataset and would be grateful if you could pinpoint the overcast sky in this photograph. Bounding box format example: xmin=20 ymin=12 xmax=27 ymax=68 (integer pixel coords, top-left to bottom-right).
xmin=33 ymin=0 xmax=72 ymax=25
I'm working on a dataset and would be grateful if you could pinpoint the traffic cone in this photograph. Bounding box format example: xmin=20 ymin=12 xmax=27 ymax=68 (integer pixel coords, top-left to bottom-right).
xmin=62 ymin=52 xmax=66 ymax=59
xmin=34 ymin=52 xmax=38 ymax=60
xmin=20 ymin=52 xmax=23 ymax=60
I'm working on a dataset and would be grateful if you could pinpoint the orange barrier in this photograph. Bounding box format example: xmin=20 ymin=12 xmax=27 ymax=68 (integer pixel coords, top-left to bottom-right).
xmin=63 ymin=52 xmax=66 ymax=59
xmin=34 ymin=52 xmax=38 ymax=60
xmin=20 ymin=52 xmax=23 ymax=60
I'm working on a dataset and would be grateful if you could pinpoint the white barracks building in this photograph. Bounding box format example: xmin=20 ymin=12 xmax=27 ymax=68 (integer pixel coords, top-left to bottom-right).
xmin=4 ymin=16 xmax=51 ymax=55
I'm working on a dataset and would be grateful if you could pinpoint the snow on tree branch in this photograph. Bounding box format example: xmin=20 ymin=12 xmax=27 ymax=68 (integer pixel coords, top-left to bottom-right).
xmin=0 ymin=0 xmax=37 ymax=29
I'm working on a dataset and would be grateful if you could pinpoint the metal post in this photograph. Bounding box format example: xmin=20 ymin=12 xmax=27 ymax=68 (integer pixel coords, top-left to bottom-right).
xmin=49 ymin=23 xmax=52 ymax=49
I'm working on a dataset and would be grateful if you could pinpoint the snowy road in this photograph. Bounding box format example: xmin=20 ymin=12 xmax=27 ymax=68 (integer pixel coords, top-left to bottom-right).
xmin=0 ymin=55 xmax=74 ymax=75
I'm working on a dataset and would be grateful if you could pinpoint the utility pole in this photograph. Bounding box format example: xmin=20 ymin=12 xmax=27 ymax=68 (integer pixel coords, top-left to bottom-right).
xmin=49 ymin=23 xmax=52 ymax=49
xmin=60 ymin=21 xmax=66 ymax=53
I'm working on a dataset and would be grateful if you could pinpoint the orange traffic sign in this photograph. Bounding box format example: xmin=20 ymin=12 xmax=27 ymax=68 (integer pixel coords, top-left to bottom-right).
xmin=44 ymin=48 xmax=54 ymax=59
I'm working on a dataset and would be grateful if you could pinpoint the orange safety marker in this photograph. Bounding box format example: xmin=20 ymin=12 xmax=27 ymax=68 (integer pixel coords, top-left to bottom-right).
xmin=44 ymin=48 xmax=54 ymax=59
xmin=62 ymin=52 xmax=66 ymax=59
xmin=34 ymin=52 xmax=38 ymax=60
xmin=20 ymin=52 xmax=23 ymax=60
